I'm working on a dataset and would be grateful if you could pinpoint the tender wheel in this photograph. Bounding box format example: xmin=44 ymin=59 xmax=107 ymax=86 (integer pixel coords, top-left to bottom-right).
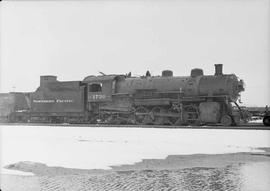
xmin=220 ymin=115 xmax=232 ymax=126
xmin=263 ymin=116 xmax=270 ymax=126
xmin=8 ymin=113 xmax=16 ymax=123
xmin=135 ymin=106 xmax=149 ymax=124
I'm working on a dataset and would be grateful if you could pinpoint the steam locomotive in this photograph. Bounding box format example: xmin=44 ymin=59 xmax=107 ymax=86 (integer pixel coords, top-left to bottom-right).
xmin=0 ymin=64 xmax=247 ymax=126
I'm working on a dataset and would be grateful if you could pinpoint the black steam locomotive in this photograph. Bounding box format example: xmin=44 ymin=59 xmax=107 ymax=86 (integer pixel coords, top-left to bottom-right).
xmin=0 ymin=64 xmax=247 ymax=126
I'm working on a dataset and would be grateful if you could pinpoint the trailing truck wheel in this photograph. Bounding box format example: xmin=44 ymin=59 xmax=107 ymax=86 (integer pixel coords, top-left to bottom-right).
xmin=263 ymin=116 xmax=270 ymax=126
xmin=220 ymin=115 xmax=232 ymax=126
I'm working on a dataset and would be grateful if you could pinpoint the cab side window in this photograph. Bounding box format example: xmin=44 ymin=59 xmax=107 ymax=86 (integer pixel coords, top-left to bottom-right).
xmin=89 ymin=83 xmax=102 ymax=92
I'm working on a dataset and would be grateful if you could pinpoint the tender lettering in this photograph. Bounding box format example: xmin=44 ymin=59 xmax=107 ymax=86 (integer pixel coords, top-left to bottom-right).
xmin=33 ymin=100 xmax=55 ymax=103
xmin=56 ymin=99 xmax=73 ymax=103
xmin=33 ymin=99 xmax=74 ymax=103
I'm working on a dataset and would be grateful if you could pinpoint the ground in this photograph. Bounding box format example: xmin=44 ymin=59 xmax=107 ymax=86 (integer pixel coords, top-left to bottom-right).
xmin=1 ymin=150 xmax=270 ymax=191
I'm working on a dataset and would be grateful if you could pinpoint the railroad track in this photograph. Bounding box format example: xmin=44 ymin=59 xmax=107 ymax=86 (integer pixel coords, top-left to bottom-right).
xmin=1 ymin=123 xmax=269 ymax=130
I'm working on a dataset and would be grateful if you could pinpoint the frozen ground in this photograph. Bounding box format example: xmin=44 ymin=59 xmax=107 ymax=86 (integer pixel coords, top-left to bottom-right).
xmin=1 ymin=125 xmax=270 ymax=173
xmin=1 ymin=125 xmax=270 ymax=191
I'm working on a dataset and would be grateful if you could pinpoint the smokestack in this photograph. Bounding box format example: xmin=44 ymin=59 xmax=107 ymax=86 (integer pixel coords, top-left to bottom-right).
xmin=214 ymin=64 xmax=223 ymax=76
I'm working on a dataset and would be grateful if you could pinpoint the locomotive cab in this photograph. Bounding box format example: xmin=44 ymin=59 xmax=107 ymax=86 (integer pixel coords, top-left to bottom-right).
xmin=83 ymin=75 xmax=128 ymax=113
xmin=84 ymin=75 xmax=120 ymax=103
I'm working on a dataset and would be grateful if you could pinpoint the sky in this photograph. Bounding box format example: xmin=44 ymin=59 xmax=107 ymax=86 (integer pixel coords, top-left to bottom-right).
xmin=0 ymin=0 xmax=269 ymax=106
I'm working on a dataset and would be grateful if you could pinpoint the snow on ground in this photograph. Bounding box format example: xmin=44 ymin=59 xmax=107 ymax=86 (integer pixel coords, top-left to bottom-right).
xmin=249 ymin=119 xmax=263 ymax=123
xmin=1 ymin=125 xmax=270 ymax=175
xmin=240 ymin=161 xmax=270 ymax=191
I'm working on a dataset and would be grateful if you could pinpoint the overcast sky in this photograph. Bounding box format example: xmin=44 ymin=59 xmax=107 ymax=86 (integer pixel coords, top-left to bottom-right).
xmin=0 ymin=0 xmax=269 ymax=106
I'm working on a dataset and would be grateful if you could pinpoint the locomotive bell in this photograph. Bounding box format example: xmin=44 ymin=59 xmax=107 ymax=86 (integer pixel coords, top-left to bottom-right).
xmin=214 ymin=64 xmax=223 ymax=76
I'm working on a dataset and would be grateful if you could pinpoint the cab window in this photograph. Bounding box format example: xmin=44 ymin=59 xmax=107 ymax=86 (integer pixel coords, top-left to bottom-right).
xmin=89 ymin=83 xmax=102 ymax=92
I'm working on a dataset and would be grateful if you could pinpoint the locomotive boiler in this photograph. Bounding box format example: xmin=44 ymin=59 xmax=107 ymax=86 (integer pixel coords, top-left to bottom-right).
xmin=1 ymin=64 xmax=246 ymax=126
